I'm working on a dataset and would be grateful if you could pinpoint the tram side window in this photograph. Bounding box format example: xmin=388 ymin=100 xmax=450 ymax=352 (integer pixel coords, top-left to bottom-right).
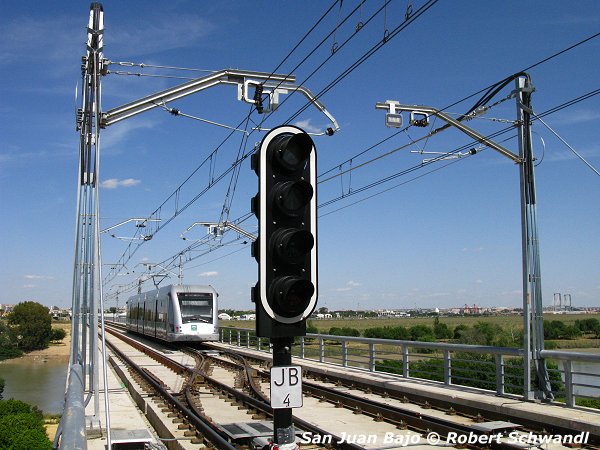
xmin=168 ymin=294 xmax=175 ymax=332
xmin=157 ymin=300 xmax=166 ymax=332
xmin=178 ymin=293 xmax=213 ymax=324
xmin=147 ymin=301 xmax=154 ymax=323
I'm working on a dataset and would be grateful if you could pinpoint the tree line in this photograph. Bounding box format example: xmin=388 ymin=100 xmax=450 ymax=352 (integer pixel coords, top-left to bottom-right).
xmin=0 ymin=301 xmax=66 ymax=361
xmin=544 ymin=318 xmax=600 ymax=340
xmin=307 ymin=317 xmax=600 ymax=347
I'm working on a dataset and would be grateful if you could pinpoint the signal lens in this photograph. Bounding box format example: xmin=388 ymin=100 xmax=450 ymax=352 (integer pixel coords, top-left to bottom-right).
xmin=270 ymin=133 xmax=313 ymax=173
xmin=271 ymin=228 xmax=314 ymax=263
xmin=273 ymin=180 xmax=313 ymax=217
xmin=270 ymin=276 xmax=315 ymax=318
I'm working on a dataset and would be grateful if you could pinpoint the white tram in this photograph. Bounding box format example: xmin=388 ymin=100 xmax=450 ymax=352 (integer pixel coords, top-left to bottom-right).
xmin=126 ymin=284 xmax=219 ymax=342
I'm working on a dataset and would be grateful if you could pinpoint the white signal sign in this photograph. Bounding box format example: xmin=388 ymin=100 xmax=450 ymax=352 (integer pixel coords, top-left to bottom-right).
xmin=270 ymin=365 xmax=303 ymax=409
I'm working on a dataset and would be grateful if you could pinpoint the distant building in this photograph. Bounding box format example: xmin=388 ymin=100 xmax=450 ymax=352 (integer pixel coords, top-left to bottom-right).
xmin=0 ymin=304 xmax=15 ymax=317
xmin=49 ymin=306 xmax=71 ymax=320
xmin=315 ymin=313 xmax=332 ymax=319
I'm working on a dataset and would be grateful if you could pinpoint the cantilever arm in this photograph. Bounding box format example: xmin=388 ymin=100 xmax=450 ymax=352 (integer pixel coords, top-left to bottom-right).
xmin=375 ymin=102 xmax=521 ymax=163
xmin=101 ymin=68 xmax=339 ymax=134
xmin=101 ymin=69 xmax=294 ymax=127
xmin=272 ymin=82 xmax=340 ymax=134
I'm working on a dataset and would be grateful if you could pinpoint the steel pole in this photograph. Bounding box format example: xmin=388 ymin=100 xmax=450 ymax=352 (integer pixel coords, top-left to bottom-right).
xmin=271 ymin=337 xmax=296 ymax=449
xmin=516 ymin=77 xmax=534 ymax=400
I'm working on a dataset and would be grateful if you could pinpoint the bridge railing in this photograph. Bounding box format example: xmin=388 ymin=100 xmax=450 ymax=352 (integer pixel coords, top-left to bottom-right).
xmin=219 ymin=327 xmax=600 ymax=408
xmin=540 ymin=349 xmax=600 ymax=408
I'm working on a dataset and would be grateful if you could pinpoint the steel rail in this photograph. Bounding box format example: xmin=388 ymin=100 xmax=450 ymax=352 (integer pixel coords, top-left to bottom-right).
xmin=202 ymin=348 xmax=524 ymax=450
xmin=104 ymin=336 xmax=235 ymax=449
xmin=105 ymin=325 xmax=363 ymax=449
xmin=207 ymin=339 xmax=600 ymax=445
xmin=187 ymin=348 xmax=366 ymax=450
xmin=239 ymin=356 xmax=518 ymax=450
xmin=300 ymin=379 xmax=515 ymax=449
xmin=106 ymin=326 xmax=600 ymax=446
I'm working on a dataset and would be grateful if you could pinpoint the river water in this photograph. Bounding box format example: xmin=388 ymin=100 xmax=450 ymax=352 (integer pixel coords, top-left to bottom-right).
xmin=0 ymin=357 xmax=68 ymax=414
xmin=571 ymin=361 xmax=600 ymax=398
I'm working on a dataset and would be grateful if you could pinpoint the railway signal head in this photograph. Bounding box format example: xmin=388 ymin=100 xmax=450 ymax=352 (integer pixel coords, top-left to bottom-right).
xmin=252 ymin=126 xmax=317 ymax=337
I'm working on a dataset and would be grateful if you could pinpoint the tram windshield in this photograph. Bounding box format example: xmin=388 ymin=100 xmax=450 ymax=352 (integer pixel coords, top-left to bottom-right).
xmin=178 ymin=292 xmax=213 ymax=324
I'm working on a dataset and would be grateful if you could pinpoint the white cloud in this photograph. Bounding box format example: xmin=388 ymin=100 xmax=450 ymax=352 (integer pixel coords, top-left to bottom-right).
xmin=336 ymin=280 xmax=361 ymax=292
xmin=462 ymin=246 xmax=484 ymax=253
xmin=101 ymin=119 xmax=160 ymax=151
xmin=428 ymin=292 xmax=451 ymax=298
xmin=108 ymin=14 xmax=216 ymax=57
xmin=25 ymin=275 xmax=55 ymax=280
xmin=293 ymin=119 xmax=322 ymax=134
xmin=23 ymin=284 xmax=36 ymax=288
xmin=0 ymin=16 xmax=81 ymax=66
xmin=101 ymin=178 xmax=141 ymax=189
xmin=0 ymin=12 xmax=216 ymax=67
xmin=199 ymin=271 xmax=218 ymax=277
xmin=549 ymin=109 xmax=600 ymax=126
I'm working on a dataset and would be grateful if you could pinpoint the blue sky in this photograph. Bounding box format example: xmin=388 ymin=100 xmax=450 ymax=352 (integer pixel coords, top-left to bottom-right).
xmin=1 ymin=1 xmax=598 ymax=311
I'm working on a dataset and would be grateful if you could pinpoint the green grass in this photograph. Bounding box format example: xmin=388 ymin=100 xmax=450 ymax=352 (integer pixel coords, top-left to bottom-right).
xmin=545 ymin=339 xmax=600 ymax=350
xmin=223 ymin=313 xmax=600 ymax=331
xmin=220 ymin=313 xmax=600 ymax=350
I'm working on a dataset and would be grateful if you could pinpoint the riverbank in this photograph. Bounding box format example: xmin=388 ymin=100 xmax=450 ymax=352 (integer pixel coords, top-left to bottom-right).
xmin=0 ymin=322 xmax=71 ymax=440
xmin=11 ymin=322 xmax=71 ymax=363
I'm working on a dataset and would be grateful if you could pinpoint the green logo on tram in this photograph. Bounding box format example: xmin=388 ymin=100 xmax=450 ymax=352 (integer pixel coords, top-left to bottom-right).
xmin=191 ymin=325 xmax=197 ymax=331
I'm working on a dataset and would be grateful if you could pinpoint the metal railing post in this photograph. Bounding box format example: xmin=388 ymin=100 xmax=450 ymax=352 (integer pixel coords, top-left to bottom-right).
xmin=443 ymin=350 xmax=452 ymax=386
xmin=319 ymin=337 xmax=325 ymax=363
xmin=563 ymin=360 xmax=574 ymax=407
xmin=402 ymin=346 xmax=410 ymax=378
xmin=495 ymin=354 xmax=505 ymax=395
xmin=237 ymin=330 xmax=241 ymax=347
xmin=213 ymin=327 xmax=600 ymax=409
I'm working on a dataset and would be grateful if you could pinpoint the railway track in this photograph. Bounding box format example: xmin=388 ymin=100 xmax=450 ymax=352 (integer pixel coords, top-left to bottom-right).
xmin=105 ymin=325 xmax=365 ymax=449
xmin=201 ymin=341 xmax=600 ymax=448
xmin=104 ymin=324 xmax=599 ymax=449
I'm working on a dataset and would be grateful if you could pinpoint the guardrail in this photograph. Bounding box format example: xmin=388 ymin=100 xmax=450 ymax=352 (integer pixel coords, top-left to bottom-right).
xmin=219 ymin=327 xmax=600 ymax=409
xmin=540 ymin=349 xmax=600 ymax=407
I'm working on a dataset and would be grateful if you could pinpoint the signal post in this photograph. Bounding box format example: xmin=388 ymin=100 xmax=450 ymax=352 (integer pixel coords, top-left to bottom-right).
xmin=252 ymin=126 xmax=318 ymax=449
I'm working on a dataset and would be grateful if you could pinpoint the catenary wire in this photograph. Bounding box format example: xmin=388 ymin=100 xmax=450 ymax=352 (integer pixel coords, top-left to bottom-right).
xmin=102 ymin=1 xmax=411 ymax=283
xmin=285 ymin=0 xmax=439 ymax=125
xmin=532 ymin=112 xmax=600 ymax=176
xmin=108 ymin=86 xmax=600 ymax=285
xmin=106 ymin=78 xmax=598 ymax=286
xmin=103 ymin=16 xmax=599 ymax=286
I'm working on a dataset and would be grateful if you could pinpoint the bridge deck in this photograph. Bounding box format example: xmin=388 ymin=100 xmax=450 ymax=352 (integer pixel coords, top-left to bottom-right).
xmin=85 ymin=340 xmax=599 ymax=449
xmin=209 ymin=342 xmax=600 ymax=438
xmin=85 ymin=354 xmax=157 ymax=450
